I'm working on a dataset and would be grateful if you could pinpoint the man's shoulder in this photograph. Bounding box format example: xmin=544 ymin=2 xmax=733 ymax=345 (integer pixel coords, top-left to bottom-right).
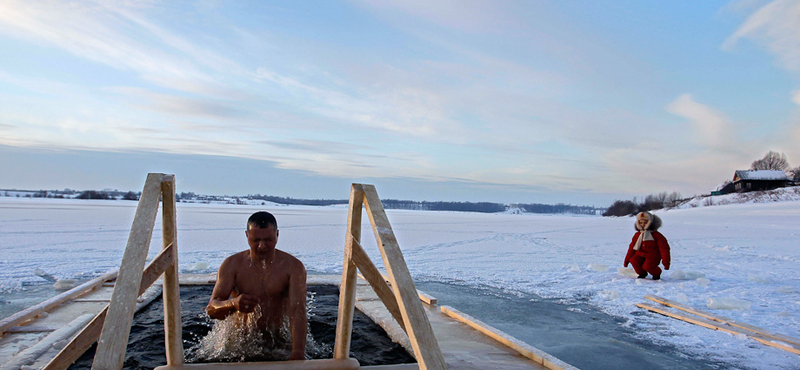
xmin=221 ymin=250 xmax=250 ymax=266
xmin=276 ymin=250 xmax=305 ymax=268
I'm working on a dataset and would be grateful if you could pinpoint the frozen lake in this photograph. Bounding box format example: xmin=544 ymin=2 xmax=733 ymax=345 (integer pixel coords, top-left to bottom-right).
xmin=1 ymin=196 xmax=799 ymax=369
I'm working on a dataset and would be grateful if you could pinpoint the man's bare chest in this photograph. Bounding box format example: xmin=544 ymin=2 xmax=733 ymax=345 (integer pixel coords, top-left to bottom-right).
xmin=234 ymin=266 xmax=289 ymax=298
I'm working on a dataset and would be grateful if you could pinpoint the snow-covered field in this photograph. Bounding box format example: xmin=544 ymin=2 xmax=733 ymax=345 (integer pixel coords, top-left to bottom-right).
xmin=1 ymin=196 xmax=799 ymax=369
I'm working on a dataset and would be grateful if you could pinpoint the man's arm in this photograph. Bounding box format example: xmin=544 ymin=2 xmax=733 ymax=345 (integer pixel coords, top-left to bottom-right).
xmin=207 ymin=255 xmax=257 ymax=319
xmin=287 ymin=260 xmax=307 ymax=361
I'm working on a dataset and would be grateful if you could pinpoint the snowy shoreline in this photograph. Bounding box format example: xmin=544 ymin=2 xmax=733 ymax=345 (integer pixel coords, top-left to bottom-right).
xmin=1 ymin=196 xmax=799 ymax=369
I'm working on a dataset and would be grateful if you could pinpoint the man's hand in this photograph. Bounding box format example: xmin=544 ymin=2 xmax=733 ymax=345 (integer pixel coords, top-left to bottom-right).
xmin=233 ymin=294 xmax=259 ymax=313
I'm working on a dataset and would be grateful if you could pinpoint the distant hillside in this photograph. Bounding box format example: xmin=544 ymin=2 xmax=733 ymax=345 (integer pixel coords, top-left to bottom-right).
xmin=674 ymin=186 xmax=800 ymax=210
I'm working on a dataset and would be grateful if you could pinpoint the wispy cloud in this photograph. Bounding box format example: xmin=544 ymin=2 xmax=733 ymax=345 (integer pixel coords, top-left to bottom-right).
xmin=666 ymin=94 xmax=735 ymax=149
xmin=723 ymin=0 xmax=800 ymax=71
xmin=0 ymin=0 xmax=242 ymax=95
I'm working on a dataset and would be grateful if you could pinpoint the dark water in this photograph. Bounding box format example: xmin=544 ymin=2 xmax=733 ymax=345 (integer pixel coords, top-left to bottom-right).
xmin=68 ymin=285 xmax=415 ymax=369
xmin=415 ymin=281 xmax=740 ymax=370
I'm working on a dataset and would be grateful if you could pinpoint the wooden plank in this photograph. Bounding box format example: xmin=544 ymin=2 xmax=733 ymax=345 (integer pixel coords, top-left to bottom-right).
xmin=361 ymin=365 xmax=419 ymax=370
xmin=0 ymin=314 xmax=95 ymax=370
xmin=0 ymin=269 xmax=118 ymax=335
xmin=645 ymin=295 xmax=800 ymax=348
xmin=637 ymin=303 xmax=800 ymax=355
xmin=333 ymin=184 xmax=363 ymax=360
xmin=161 ymin=175 xmax=184 ymax=366
xmin=349 ymin=236 xmax=406 ymax=332
xmin=43 ymin=242 xmax=177 ymax=370
xmin=72 ymin=299 xmax=112 ymax=303
xmin=92 ymin=172 xmax=163 ymax=370
xmin=361 ymin=184 xmax=447 ymax=370
xmin=5 ymin=326 xmax=56 ymax=333
xmin=440 ymin=306 xmax=577 ymax=370
xmin=153 ymin=358 xmax=360 ymax=370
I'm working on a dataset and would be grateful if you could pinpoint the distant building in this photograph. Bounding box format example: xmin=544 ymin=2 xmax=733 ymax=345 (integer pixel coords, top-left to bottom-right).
xmin=730 ymin=170 xmax=790 ymax=193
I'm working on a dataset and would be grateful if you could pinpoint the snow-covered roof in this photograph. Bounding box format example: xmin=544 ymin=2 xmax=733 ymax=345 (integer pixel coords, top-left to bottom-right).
xmin=733 ymin=170 xmax=789 ymax=181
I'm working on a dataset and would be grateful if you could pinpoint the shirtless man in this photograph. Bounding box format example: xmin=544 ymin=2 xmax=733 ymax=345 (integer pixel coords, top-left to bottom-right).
xmin=206 ymin=211 xmax=307 ymax=360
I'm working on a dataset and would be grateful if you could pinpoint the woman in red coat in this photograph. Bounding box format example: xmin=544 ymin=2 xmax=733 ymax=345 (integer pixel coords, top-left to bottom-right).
xmin=624 ymin=211 xmax=670 ymax=280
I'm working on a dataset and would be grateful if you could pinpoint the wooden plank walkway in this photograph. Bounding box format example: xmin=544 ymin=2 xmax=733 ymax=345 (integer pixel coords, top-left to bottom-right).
xmin=1 ymin=274 xmax=576 ymax=370
xmin=0 ymin=281 xmax=162 ymax=370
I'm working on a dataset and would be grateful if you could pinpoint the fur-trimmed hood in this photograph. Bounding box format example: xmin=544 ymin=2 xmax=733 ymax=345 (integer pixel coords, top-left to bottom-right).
xmin=634 ymin=211 xmax=662 ymax=231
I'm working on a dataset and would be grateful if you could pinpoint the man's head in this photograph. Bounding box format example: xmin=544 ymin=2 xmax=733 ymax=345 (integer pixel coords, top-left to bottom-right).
xmin=246 ymin=211 xmax=279 ymax=261
xmin=247 ymin=211 xmax=278 ymax=231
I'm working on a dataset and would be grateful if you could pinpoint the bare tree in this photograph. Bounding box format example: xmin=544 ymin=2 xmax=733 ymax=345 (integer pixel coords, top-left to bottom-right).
xmin=750 ymin=151 xmax=789 ymax=171
xmin=790 ymin=166 xmax=800 ymax=181
xmin=665 ymin=191 xmax=682 ymax=208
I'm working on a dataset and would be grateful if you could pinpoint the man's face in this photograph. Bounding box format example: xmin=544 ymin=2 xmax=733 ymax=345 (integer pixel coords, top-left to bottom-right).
xmin=246 ymin=225 xmax=279 ymax=260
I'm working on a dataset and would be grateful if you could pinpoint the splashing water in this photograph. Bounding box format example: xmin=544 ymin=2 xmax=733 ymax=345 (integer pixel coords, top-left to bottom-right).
xmin=186 ymin=291 xmax=329 ymax=362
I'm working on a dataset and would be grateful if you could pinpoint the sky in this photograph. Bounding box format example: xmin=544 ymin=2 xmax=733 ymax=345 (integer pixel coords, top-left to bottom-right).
xmin=1 ymin=0 xmax=799 ymax=206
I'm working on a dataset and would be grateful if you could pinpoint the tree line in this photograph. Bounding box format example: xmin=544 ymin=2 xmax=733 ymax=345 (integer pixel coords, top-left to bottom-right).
xmin=6 ymin=189 xmax=600 ymax=215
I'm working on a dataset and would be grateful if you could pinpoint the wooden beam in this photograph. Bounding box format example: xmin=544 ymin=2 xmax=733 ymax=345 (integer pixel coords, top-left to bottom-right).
xmin=4 ymin=326 xmax=56 ymax=333
xmin=637 ymin=303 xmax=800 ymax=355
xmin=92 ymin=173 xmax=163 ymax=370
xmin=0 ymin=269 xmax=118 ymax=335
xmin=333 ymin=184 xmax=364 ymax=359
xmin=43 ymin=243 xmax=177 ymax=370
xmin=152 ymin=358 xmax=360 ymax=370
xmin=361 ymin=184 xmax=447 ymax=370
xmin=645 ymin=295 xmax=800 ymax=348
xmin=161 ymin=175 xmax=184 ymax=366
xmin=0 ymin=314 xmax=95 ymax=370
xmin=349 ymin=235 xmax=406 ymax=332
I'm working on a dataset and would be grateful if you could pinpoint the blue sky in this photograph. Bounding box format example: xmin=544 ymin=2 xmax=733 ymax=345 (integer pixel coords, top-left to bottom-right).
xmin=1 ymin=0 xmax=799 ymax=206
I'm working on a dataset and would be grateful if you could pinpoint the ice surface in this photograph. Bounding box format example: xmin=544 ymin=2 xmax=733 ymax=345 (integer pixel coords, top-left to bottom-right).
xmin=1 ymin=196 xmax=799 ymax=369
xmin=706 ymin=297 xmax=751 ymax=310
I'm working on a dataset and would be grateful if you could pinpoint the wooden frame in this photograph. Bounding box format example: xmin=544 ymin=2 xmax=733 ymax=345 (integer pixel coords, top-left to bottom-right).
xmin=40 ymin=178 xmax=449 ymax=370
xmin=334 ymin=184 xmax=447 ymax=370
xmin=37 ymin=173 xmax=183 ymax=370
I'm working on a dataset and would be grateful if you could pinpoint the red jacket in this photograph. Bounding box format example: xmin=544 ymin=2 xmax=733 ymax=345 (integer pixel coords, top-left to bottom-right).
xmin=624 ymin=231 xmax=670 ymax=269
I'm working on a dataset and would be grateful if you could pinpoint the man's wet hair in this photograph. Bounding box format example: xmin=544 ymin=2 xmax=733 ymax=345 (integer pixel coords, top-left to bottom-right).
xmin=247 ymin=211 xmax=278 ymax=230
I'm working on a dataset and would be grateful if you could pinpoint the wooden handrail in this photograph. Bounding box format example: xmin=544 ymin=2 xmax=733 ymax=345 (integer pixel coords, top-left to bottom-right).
xmin=349 ymin=235 xmax=406 ymax=333
xmin=43 ymin=242 xmax=177 ymax=370
xmin=92 ymin=173 xmax=166 ymax=370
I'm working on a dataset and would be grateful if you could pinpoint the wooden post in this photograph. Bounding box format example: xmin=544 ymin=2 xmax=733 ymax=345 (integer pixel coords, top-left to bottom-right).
xmin=333 ymin=185 xmax=363 ymax=359
xmin=92 ymin=173 xmax=163 ymax=370
xmin=361 ymin=184 xmax=447 ymax=370
xmin=161 ymin=175 xmax=184 ymax=366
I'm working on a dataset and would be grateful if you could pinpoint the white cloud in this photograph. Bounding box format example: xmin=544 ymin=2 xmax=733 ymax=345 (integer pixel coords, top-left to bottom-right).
xmin=723 ymin=0 xmax=800 ymax=71
xmin=793 ymin=90 xmax=800 ymax=105
xmin=666 ymin=94 xmax=735 ymax=149
xmin=0 ymin=0 xmax=241 ymax=94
